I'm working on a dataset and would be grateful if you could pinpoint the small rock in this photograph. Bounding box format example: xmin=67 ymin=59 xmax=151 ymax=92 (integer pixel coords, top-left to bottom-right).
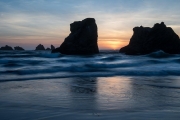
xmin=51 ymin=45 xmax=55 ymax=50
xmin=0 ymin=45 xmax=13 ymax=50
xmin=35 ymin=44 xmax=45 ymax=50
xmin=46 ymin=48 xmax=51 ymax=50
xmin=14 ymin=46 xmax=24 ymax=50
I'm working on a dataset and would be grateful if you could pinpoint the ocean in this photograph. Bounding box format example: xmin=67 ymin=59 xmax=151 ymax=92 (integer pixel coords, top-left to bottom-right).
xmin=0 ymin=50 xmax=180 ymax=120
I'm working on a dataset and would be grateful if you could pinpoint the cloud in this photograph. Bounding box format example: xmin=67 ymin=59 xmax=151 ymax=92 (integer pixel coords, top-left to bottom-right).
xmin=0 ymin=0 xmax=180 ymax=49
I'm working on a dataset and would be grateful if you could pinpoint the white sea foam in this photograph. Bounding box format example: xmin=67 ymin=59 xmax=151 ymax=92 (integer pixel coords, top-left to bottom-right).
xmin=0 ymin=50 xmax=180 ymax=82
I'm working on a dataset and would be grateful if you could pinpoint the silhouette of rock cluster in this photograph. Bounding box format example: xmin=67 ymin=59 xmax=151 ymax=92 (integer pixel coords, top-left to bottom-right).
xmin=2 ymin=21 xmax=180 ymax=55
xmin=14 ymin=46 xmax=24 ymax=50
xmin=46 ymin=45 xmax=55 ymax=50
xmin=52 ymin=18 xmax=99 ymax=55
xmin=119 ymin=22 xmax=180 ymax=55
xmin=0 ymin=45 xmax=13 ymax=50
xmin=35 ymin=44 xmax=55 ymax=51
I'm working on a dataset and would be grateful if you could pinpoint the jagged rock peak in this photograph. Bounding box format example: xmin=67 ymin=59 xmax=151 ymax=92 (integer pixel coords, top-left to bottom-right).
xmin=0 ymin=45 xmax=13 ymax=50
xmin=153 ymin=22 xmax=166 ymax=29
xmin=35 ymin=44 xmax=45 ymax=50
xmin=119 ymin=22 xmax=180 ymax=55
xmin=14 ymin=46 xmax=24 ymax=50
xmin=51 ymin=45 xmax=55 ymax=50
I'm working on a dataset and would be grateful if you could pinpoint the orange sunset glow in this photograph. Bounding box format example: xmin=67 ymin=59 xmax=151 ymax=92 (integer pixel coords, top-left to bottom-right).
xmin=99 ymin=40 xmax=127 ymax=50
xmin=0 ymin=0 xmax=180 ymax=50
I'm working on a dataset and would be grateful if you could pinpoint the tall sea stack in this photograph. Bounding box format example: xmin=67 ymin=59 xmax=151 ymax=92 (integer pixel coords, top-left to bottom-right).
xmin=119 ymin=22 xmax=180 ymax=55
xmin=52 ymin=18 xmax=99 ymax=55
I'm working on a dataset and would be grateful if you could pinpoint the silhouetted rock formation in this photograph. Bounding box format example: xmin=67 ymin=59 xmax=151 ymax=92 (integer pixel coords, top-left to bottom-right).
xmin=35 ymin=44 xmax=45 ymax=50
xmin=119 ymin=22 xmax=180 ymax=55
xmin=0 ymin=45 xmax=13 ymax=50
xmin=51 ymin=45 xmax=55 ymax=50
xmin=46 ymin=48 xmax=51 ymax=50
xmin=52 ymin=18 xmax=99 ymax=55
xmin=14 ymin=46 xmax=24 ymax=50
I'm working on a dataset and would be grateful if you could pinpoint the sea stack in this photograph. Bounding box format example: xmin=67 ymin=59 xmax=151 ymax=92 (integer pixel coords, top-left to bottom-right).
xmin=51 ymin=45 xmax=55 ymax=50
xmin=35 ymin=44 xmax=45 ymax=50
xmin=119 ymin=22 xmax=180 ymax=55
xmin=14 ymin=46 xmax=24 ymax=50
xmin=52 ymin=18 xmax=99 ymax=55
xmin=0 ymin=45 xmax=13 ymax=50
xmin=46 ymin=48 xmax=51 ymax=50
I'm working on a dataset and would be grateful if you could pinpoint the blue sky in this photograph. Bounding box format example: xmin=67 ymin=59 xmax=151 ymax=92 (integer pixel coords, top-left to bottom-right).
xmin=0 ymin=0 xmax=180 ymax=50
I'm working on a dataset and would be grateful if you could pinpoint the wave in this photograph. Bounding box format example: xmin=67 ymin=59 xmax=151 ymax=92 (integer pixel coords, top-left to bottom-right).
xmin=1 ymin=64 xmax=180 ymax=77
xmin=1 ymin=59 xmax=170 ymax=75
xmin=38 ymin=52 xmax=60 ymax=58
xmin=144 ymin=50 xmax=178 ymax=58
xmin=0 ymin=50 xmax=61 ymax=58
xmin=1 ymin=50 xmax=178 ymax=59
xmin=1 ymin=69 xmax=180 ymax=82
xmin=0 ymin=50 xmax=180 ymax=82
xmin=0 ymin=59 xmax=45 ymax=67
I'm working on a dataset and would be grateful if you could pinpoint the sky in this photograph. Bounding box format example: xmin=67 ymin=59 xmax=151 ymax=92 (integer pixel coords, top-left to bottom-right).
xmin=0 ymin=0 xmax=180 ymax=50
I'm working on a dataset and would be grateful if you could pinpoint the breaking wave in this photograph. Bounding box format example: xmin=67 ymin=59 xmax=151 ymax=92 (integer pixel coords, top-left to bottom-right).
xmin=0 ymin=50 xmax=180 ymax=82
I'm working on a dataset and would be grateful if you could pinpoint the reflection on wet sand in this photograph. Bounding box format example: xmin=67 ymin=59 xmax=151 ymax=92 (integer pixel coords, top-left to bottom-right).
xmin=1 ymin=76 xmax=180 ymax=119
xmin=70 ymin=77 xmax=97 ymax=94
xmin=69 ymin=77 xmax=98 ymax=111
xmin=129 ymin=76 xmax=180 ymax=111
xmin=67 ymin=76 xmax=134 ymax=111
xmin=96 ymin=76 xmax=133 ymax=110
